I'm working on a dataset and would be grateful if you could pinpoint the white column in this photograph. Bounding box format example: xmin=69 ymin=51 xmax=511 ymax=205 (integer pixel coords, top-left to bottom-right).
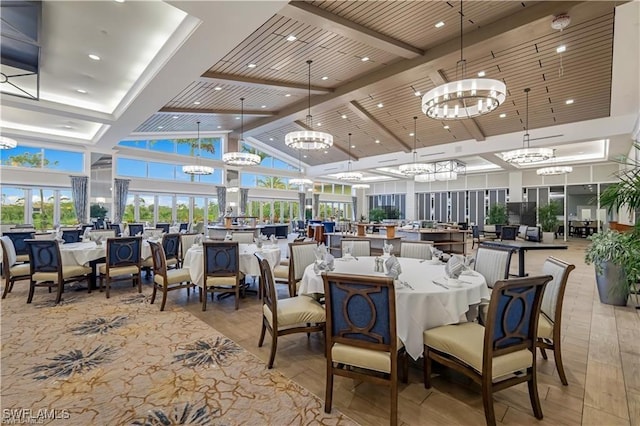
xmin=405 ymin=180 xmax=416 ymax=220
xmin=508 ymin=171 xmax=523 ymax=202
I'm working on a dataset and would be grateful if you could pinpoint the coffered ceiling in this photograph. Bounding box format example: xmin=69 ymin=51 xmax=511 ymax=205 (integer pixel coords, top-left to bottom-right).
xmin=1 ymin=1 xmax=638 ymax=182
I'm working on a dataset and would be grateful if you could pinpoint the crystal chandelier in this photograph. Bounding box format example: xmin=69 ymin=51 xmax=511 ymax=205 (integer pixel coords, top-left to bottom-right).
xmin=223 ymin=98 xmax=261 ymax=166
xmin=289 ymin=150 xmax=313 ymax=186
xmin=421 ymin=0 xmax=506 ymax=120
xmin=399 ymin=116 xmax=433 ymax=175
xmin=501 ymin=88 xmax=553 ymax=164
xmin=335 ymin=133 xmax=363 ymax=181
xmin=537 ymin=150 xmax=573 ymax=175
xmin=352 ymin=183 xmax=370 ymax=189
xmin=182 ymin=121 xmax=214 ymax=175
xmin=415 ymin=160 xmax=465 ymax=182
xmin=284 ymin=60 xmax=333 ymax=150
xmin=0 ymin=136 xmax=17 ymax=149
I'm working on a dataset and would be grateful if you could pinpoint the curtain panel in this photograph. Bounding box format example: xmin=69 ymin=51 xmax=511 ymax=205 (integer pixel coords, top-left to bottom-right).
xmin=312 ymin=193 xmax=320 ymax=219
xmin=70 ymin=175 xmax=89 ymax=224
xmin=112 ymin=178 xmax=130 ymax=224
xmin=298 ymin=192 xmax=306 ymax=220
xmin=352 ymin=196 xmax=358 ymax=222
xmin=239 ymin=188 xmax=249 ymax=216
xmin=216 ymin=186 xmax=227 ymax=220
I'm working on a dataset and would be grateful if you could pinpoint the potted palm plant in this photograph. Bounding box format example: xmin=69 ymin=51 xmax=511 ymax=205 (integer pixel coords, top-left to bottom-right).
xmin=585 ymin=142 xmax=640 ymax=306
xmin=537 ymin=201 xmax=560 ymax=242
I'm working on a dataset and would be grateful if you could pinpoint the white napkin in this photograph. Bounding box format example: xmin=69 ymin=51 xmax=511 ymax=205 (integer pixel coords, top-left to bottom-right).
xmin=385 ymin=255 xmax=402 ymax=279
xmin=444 ymin=255 xmax=464 ymax=279
xmin=270 ymin=234 xmax=277 ymax=244
xmin=313 ymin=253 xmax=335 ymax=273
xmin=225 ymin=232 xmax=232 ymax=241
xmin=383 ymin=242 xmax=393 ymax=255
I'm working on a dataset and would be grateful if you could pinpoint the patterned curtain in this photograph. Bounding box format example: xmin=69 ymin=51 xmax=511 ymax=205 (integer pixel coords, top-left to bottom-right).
xmin=352 ymin=196 xmax=358 ymax=222
xmin=239 ymin=188 xmax=249 ymax=215
xmin=70 ymin=175 xmax=89 ymax=224
xmin=216 ymin=186 xmax=227 ymax=220
xmin=298 ymin=192 xmax=306 ymax=219
xmin=313 ymin=193 xmax=320 ymax=219
xmin=112 ymin=178 xmax=130 ymax=224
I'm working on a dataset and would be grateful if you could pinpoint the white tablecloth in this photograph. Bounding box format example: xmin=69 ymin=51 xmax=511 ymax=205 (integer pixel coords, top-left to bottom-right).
xmin=299 ymin=256 xmax=489 ymax=360
xmin=59 ymin=241 xmax=152 ymax=266
xmin=183 ymin=243 xmax=281 ymax=286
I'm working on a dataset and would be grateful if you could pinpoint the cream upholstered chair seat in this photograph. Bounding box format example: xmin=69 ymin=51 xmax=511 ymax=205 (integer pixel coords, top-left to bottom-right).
xmin=424 ymin=322 xmax=532 ymax=380
xmin=262 ymin=295 xmax=325 ymax=330
xmin=273 ymin=264 xmax=289 ymax=280
xmin=332 ymin=338 xmax=404 ymax=374
xmin=16 ymin=254 xmax=30 ymax=263
xmin=537 ymin=313 xmax=554 ymax=339
xmin=154 ymin=268 xmax=192 ymax=286
xmin=143 ymin=257 xmax=178 ymax=267
xmin=33 ymin=265 xmax=92 ymax=282
xmin=204 ymin=274 xmax=243 ymax=287
xmin=10 ymin=263 xmax=31 ymax=277
xmin=98 ymin=264 xmax=139 ymax=276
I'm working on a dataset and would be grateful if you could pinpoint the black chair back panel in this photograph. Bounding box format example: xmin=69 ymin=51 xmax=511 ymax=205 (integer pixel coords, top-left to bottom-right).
xmin=27 ymin=240 xmax=61 ymax=273
xmin=128 ymin=224 xmax=144 ymax=236
xmin=148 ymin=240 xmax=166 ymax=272
xmin=107 ymin=237 xmax=142 ymax=267
xmin=156 ymin=223 xmax=170 ymax=233
xmin=501 ymin=226 xmax=517 ymax=240
xmin=3 ymin=232 xmax=34 ymax=256
xmin=162 ymin=234 xmax=180 ymax=259
xmin=204 ymin=242 xmax=239 ymax=276
xmin=179 ymin=223 xmax=189 ymax=232
xmin=62 ymin=230 xmax=82 ymax=244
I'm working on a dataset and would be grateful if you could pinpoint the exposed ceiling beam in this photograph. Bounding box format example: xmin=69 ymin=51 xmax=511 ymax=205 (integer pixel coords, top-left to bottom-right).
xmin=159 ymin=107 xmax=276 ymax=116
xmin=478 ymin=153 xmax=518 ymax=171
xmin=293 ymin=120 xmax=359 ymax=160
xmin=428 ymin=70 xmax=486 ymax=142
xmin=280 ymin=2 xmax=423 ymax=59
xmin=347 ymin=101 xmax=412 ymax=152
xmin=243 ymin=1 xmax=583 ymax=137
xmin=199 ymin=71 xmax=332 ymax=94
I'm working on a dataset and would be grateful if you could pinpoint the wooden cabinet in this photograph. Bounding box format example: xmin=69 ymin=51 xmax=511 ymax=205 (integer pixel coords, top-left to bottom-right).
xmin=417 ymin=229 xmax=468 ymax=255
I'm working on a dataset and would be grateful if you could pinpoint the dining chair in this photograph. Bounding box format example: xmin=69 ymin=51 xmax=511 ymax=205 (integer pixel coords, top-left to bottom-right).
xmin=288 ymin=241 xmax=317 ymax=297
xmin=423 ymin=275 xmax=553 ymax=426
xmin=34 ymin=232 xmax=56 ymax=240
xmin=322 ymin=272 xmax=408 ymax=426
xmin=201 ymin=241 xmax=244 ymax=311
xmin=179 ymin=233 xmax=200 ymax=266
xmin=148 ymin=240 xmax=193 ymax=311
xmin=80 ymin=224 xmax=94 ymax=233
xmin=88 ymin=229 xmax=117 ymax=241
xmin=255 ymin=253 xmax=325 ymax=368
xmin=340 ymin=238 xmax=371 ymax=257
xmin=142 ymin=233 xmax=180 ymax=272
xmin=0 ymin=237 xmax=31 ymax=299
xmin=475 ymin=245 xmax=514 ymax=289
xmin=400 ymin=241 xmax=433 ymax=260
xmin=26 ymin=239 xmax=93 ymax=304
xmin=231 ymin=231 xmax=255 ymax=243
xmin=155 ymin=223 xmax=170 ymax=233
xmin=109 ymin=223 xmax=122 ymax=235
xmin=127 ymin=223 xmax=144 ymax=236
xmin=179 ymin=222 xmax=189 ymax=233
xmin=3 ymin=231 xmax=34 ymax=263
xmin=500 ymin=226 xmax=518 ymax=241
xmin=537 ymin=257 xmax=576 ymax=385
xmin=61 ymin=229 xmax=83 ymax=243
xmin=99 ymin=236 xmax=142 ymax=298
xmin=471 ymin=225 xmax=488 ymax=249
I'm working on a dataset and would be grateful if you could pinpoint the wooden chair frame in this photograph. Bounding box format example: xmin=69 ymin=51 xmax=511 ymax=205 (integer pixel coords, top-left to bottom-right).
xmin=148 ymin=240 xmax=193 ymax=311
xmin=288 ymin=241 xmax=317 ymax=297
xmin=100 ymin=237 xmax=142 ymax=298
xmin=339 ymin=238 xmax=371 ymax=257
xmin=1 ymin=238 xmax=30 ymax=299
xmin=475 ymin=244 xmax=515 ymax=288
xmin=202 ymin=241 xmax=243 ymax=311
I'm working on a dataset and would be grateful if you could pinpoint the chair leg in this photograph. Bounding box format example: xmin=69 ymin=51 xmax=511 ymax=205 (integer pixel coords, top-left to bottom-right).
xmin=481 ymin=380 xmax=496 ymax=426
xmin=553 ymin=341 xmax=568 ymax=386
xmin=527 ymin=369 xmax=544 ymax=419
xmin=150 ymin=283 xmax=157 ymax=304
xmin=258 ymin=321 xmax=266 ymax=347
xmin=202 ymin=287 xmax=207 ymax=311
xmin=401 ymin=350 xmax=408 ymax=383
xmin=160 ymin=287 xmax=168 ymax=311
xmin=390 ymin=374 xmax=398 ymax=426
xmin=325 ymin=363 xmax=334 ymax=414
xmin=2 ymin=278 xmax=11 ymax=299
xmin=55 ymin=281 xmax=63 ymax=304
xmin=234 ymin=285 xmax=239 ymax=310
xmin=539 ymin=346 xmax=548 ymax=360
xmin=423 ymin=345 xmax=432 ymax=389
xmin=267 ymin=333 xmax=277 ymax=369
xmin=105 ymin=276 xmax=110 ymax=299
xmin=137 ymin=273 xmax=142 ymax=293
xmin=27 ymin=280 xmax=35 ymax=303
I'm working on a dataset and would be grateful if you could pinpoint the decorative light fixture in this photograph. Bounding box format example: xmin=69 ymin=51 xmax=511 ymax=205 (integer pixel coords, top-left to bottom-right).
xmin=226 ymin=186 xmax=240 ymax=193
xmin=335 ymin=133 xmax=363 ymax=181
xmin=434 ymin=160 xmax=465 ymax=181
xmin=352 ymin=183 xmax=370 ymax=189
xmin=223 ymin=98 xmax=261 ymax=166
xmin=182 ymin=121 xmax=214 ymax=175
xmin=289 ymin=150 xmax=313 ymax=186
xmin=399 ymin=117 xmax=433 ymax=176
xmin=0 ymin=136 xmax=17 ymax=149
xmin=415 ymin=173 xmax=436 ymax=183
xmin=284 ymin=60 xmax=333 ymax=150
xmin=537 ymin=150 xmax=573 ymax=175
xmin=421 ymin=0 xmax=506 ymax=120
xmin=501 ymin=88 xmax=553 ymax=164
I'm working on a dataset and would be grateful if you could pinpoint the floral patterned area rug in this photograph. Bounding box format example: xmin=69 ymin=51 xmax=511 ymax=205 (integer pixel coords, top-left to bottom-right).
xmin=1 ymin=285 xmax=355 ymax=425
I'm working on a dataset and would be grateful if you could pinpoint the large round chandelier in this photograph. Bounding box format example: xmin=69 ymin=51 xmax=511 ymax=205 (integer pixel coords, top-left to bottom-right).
xmin=284 ymin=60 xmax=333 ymax=150
xmin=289 ymin=150 xmax=313 ymax=187
xmin=422 ymin=1 xmax=506 ymax=121
xmin=399 ymin=117 xmax=433 ymax=176
xmin=223 ymin=98 xmax=261 ymax=166
xmin=182 ymin=121 xmax=214 ymax=175
xmin=335 ymin=133 xmax=362 ymax=181
xmin=0 ymin=136 xmax=18 ymax=149
xmin=351 ymin=183 xmax=370 ymax=189
xmin=415 ymin=173 xmax=436 ymax=183
xmin=536 ymin=165 xmax=573 ymax=176
xmin=501 ymin=88 xmax=553 ymax=164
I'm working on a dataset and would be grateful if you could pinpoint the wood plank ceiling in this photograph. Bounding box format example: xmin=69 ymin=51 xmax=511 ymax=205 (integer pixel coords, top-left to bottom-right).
xmin=135 ymin=0 xmax=617 ymax=169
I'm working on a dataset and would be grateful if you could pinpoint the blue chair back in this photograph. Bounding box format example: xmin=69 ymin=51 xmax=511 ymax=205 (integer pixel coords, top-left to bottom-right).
xmin=94 ymin=218 xmax=105 ymax=229
xmin=3 ymin=231 xmax=35 ymax=256
xmin=179 ymin=223 xmax=189 ymax=232
xmin=156 ymin=223 xmax=170 ymax=233
xmin=106 ymin=237 xmax=142 ymax=267
xmin=203 ymin=242 xmax=239 ymax=277
xmin=500 ymin=226 xmax=517 ymax=241
xmin=128 ymin=223 xmax=144 ymax=236
xmin=471 ymin=225 xmax=480 ymax=239
xmin=80 ymin=224 xmax=93 ymax=232
xmin=323 ymin=273 xmax=396 ymax=351
xmin=26 ymin=239 xmax=61 ymax=274
xmin=162 ymin=233 xmax=180 ymax=260
xmin=323 ymin=221 xmax=336 ymax=234
xmin=62 ymin=229 xmax=83 ymax=243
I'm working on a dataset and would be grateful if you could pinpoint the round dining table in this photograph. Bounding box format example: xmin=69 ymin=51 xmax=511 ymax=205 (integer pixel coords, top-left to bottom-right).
xmin=299 ymin=256 xmax=489 ymax=360
xmin=59 ymin=240 xmax=153 ymax=266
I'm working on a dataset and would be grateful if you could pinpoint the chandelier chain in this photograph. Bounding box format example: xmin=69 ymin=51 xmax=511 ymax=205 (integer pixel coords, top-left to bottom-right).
xmin=523 ymin=87 xmax=531 ymax=147
xmin=240 ymin=97 xmax=244 ymax=140
xmin=306 ymin=60 xmax=313 ymax=127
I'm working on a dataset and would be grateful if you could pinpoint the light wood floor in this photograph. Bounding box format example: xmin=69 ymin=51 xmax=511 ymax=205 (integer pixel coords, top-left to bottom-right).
xmin=169 ymin=238 xmax=639 ymax=426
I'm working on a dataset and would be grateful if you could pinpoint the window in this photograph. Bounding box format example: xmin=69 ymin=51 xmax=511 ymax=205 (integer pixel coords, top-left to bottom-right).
xmin=238 ymin=141 xmax=297 ymax=171
xmin=193 ymin=197 xmax=205 ymax=225
xmin=124 ymin=195 xmax=135 ymax=223
xmin=176 ymin=196 xmax=190 ymax=223
xmin=1 ymin=146 xmax=84 ymax=172
xmin=207 ymin=198 xmax=219 ymax=222
xmin=117 ymin=158 xmax=146 ymax=177
xmin=1 ymin=187 xmax=25 ymax=225
xmin=32 ymin=189 xmax=55 ymax=230
xmin=138 ymin=194 xmax=155 ymax=222
xmin=59 ymin=190 xmax=75 ymax=225
xmin=116 ymin=157 xmax=222 ymax=184
xmin=119 ymin=137 xmax=222 ymax=160
xmin=157 ymin=195 xmax=173 ymax=223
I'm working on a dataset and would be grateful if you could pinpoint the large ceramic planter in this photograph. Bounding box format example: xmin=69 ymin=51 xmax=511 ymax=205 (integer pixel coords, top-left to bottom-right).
xmin=595 ymin=261 xmax=629 ymax=306
xmin=542 ymin=232 xmax=555 ymax=243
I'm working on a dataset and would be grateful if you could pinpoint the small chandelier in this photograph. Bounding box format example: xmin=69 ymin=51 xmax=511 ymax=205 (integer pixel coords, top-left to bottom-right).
xmin=399 ymin=116 xmax=433 ymax=176
xmin=0 ymin=136 xmax=17 ymax=149
xmin=335 ymin=133 xmax=363 ymax=181
xmin=223 ymin=98 xmax=261 ymax=166
xmin=352 ymin=183 xmax=370 ymax=189
xmin=537 ymin=150 xmax=573 ymax=175
xmin=501 ymin=88 xmax=553 ymax=164
xmin=434 ymin=160 xmax=465 ymax=181
xmin=284 ymin=60 xmax=333 ymax=150
xmin=421 ymin=0 xmax=506 ymax=120
xmin=415 ymin=173 xmax=436 ymax=183
xmin=289 ymin=150 xmax=313 ymax=186
xmin=226 ymin=186 xmax=240 ymax=193
xmin=182 ymin=121 xmax=214 ymax=175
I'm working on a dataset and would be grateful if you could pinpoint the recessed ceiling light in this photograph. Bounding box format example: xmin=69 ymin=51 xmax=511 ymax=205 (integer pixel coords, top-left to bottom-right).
xmin=317 ymin=123 xmax=322 ymax=126
xmin=76 ymin=89 xmax=87 ymax=94
xmin=443 ymin=125 xmax=450 ymax=130
xmin=435 ymin=21 xmax=445 ymax=28
xmin=113 ymin=0 xmax=125 ymax=3
xmin=157 ymin=126 xmax=163 ymax=129
xmin=499 ymin=113 xmax=506 ymax=118
xmin=269 ymin=138 xmax=274 ymax=141
xmin=194 ymin=101 xmax=201 ymax=105
xmin=172 ymin=115 xmax=179 ymax=119
xmin=321 ymin=76 xmax=328 ymax=80
xmin=341 ymin=114 xmax=347 ymax=119
xmin=556 ymin=45 xmax=566 ymax=53
xmin=217 ymin=126 xmax=222 ymax=129
xmin=261 ymin=105 xmax=267 ymax=108
xmin=377 ymin=103 xmax=383 ymax=108
xmin=414 ymin=91 xmax=421 ymax=97
xmin=351 ymin=145 xmax=356 ymax=149
xmin=214 ymin=86 xmax=222 ymax=91
xmin=409 ymin=132 xmax=414 ymax=136
xmin=235 ymin=116 xmax=240 ymax=120
xmin=375 ymin=139 xmax=380 ymax=144
xmin=303 ymin=155 xmax=307 ymax=158
xmin=247 ymin=63 xmax=257 ymax=68
xmin=361 ymin=57 xmax=370 ymax=62
xmin=477 ymin=71 xmax=486 ymax=77
xmin=88 ymin=54 xmax=100 ymax=61
xmin=285 ymin=94 xmax=291 ymax=97
xmin=565 ymin=99 xmax=574 ymax=105
xmin=62 ymin=125 xmax=73 ymax=129
xmin=324 ymin=150 xmax=328 ymax=154
xmin=286 ymin=35 xmax=297 ymax=42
